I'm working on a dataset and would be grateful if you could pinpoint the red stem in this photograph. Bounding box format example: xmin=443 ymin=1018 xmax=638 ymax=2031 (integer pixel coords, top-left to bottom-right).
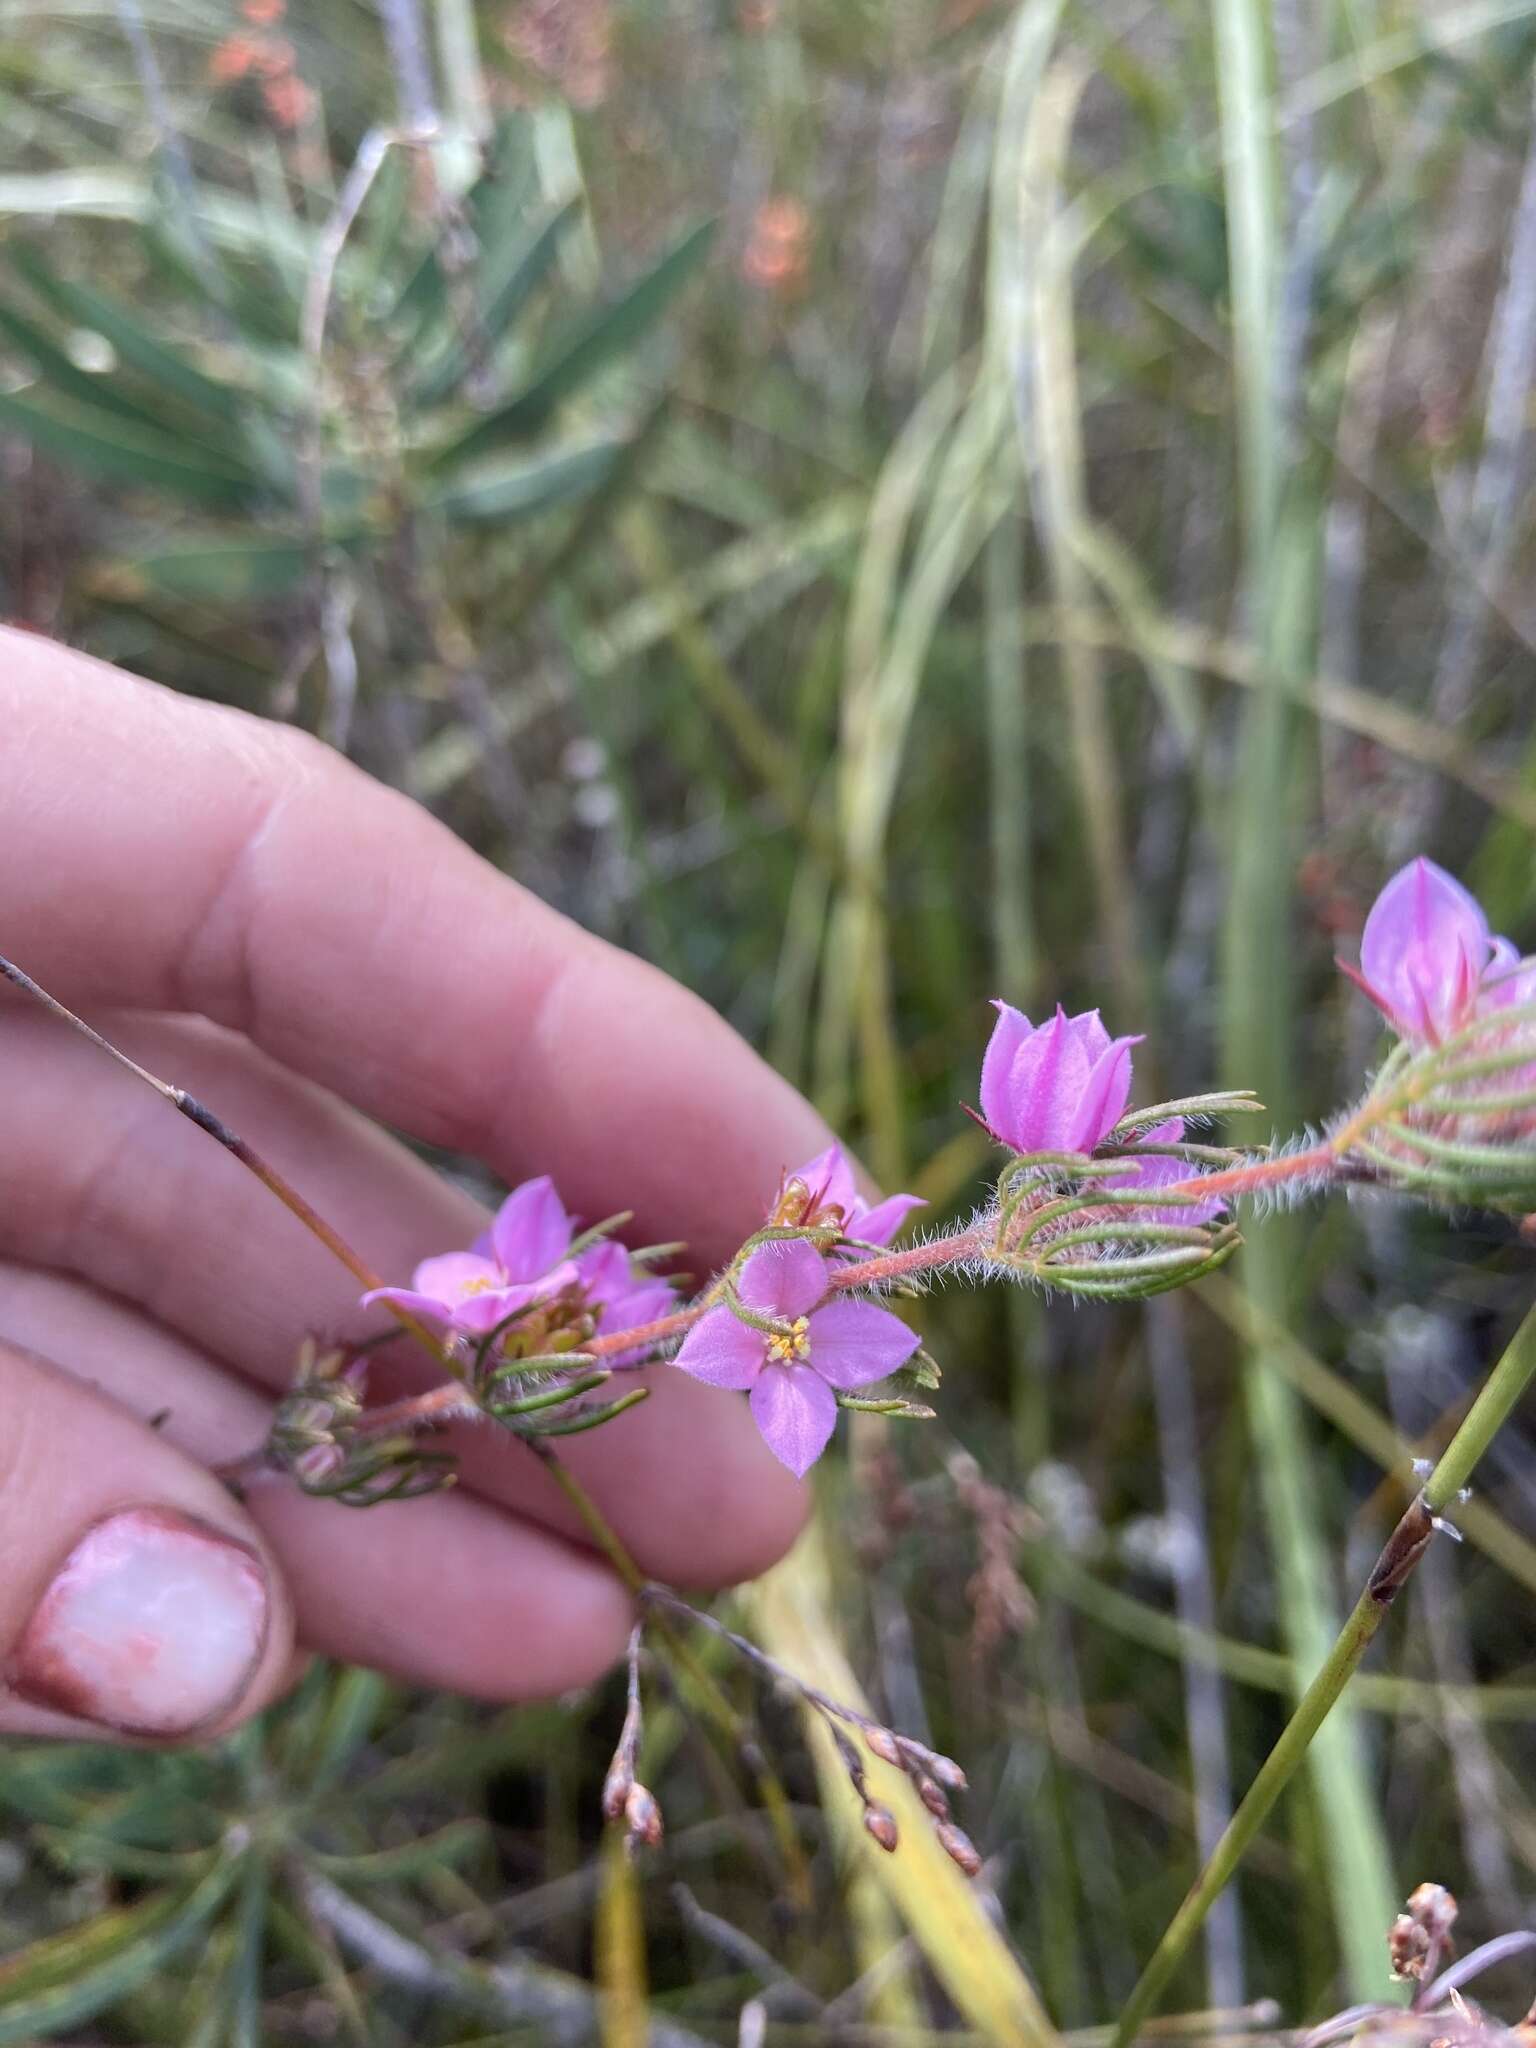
xmin=356 ymin=1147 xmax=1341 ymax=1442
xmin=1137 ymin=1141 xmax=1336 ymax=1206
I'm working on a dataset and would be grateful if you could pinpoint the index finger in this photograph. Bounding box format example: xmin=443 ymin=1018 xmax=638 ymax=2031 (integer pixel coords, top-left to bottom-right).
xmin=1 ymin=631 xmax=832 ymax=1267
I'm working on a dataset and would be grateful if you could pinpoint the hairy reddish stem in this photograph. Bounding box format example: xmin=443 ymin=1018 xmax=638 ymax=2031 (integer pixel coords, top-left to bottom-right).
xmin=355 ymin=1146 xmax=1343 ymax=1444
xmin=1146 ymin=1141 xmax=1337 ymax=1206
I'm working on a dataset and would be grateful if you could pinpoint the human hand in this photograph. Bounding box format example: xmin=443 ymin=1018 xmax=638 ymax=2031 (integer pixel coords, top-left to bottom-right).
xmin=0 ymin=630 xmax=829 ymax=1742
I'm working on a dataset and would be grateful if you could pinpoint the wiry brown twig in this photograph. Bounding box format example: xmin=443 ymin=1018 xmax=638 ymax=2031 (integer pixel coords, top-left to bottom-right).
xmin=639 ymin=1582 xmax=981 ymax=1876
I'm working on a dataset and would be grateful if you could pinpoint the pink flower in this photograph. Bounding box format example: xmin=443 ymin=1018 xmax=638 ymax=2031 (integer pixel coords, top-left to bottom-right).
xmin=782 ymin=1143 xmax=924 ymax=1248
xmin=574 ymin=1240 xmax=676 ymax=1361
xmin=1343 ymin=858 xmax=1496 ymax=1043
xmin=673 ymin=1239 xmax=919 ymax=1477
xmin=362 ymin=1175 xmax=580 ymax=1336
xmin=980 ymin=1003 xmax=1141 ymax=1155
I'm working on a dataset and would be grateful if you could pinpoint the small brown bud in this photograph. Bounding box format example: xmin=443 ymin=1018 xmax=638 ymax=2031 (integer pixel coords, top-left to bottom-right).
xmin=935 ymin=1822 xmax=982 ymax=1878
xmin=913 ymin=1773 xmax=951 ymax=1821
xmin=624 ymin=1782 xmax=664 ymax=1848
xmin=863 ymin=1726 xmax=903 ymax=1767
xmin=601 ymin=1762 xmax=633 ymax=1822
xmin=926 ymin=1753 xmax=969 ymax=1794
xmin=863 ymin=1803 xmax=899 ymax=1853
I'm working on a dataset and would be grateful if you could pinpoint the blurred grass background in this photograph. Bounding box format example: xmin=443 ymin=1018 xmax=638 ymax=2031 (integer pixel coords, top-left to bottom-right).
xmin=3 ymin=0 xmax=1536 ymax=2040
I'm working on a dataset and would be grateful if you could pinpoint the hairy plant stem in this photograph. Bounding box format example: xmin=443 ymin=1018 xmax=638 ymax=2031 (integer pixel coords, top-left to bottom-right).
xmin=355 ymin=1140 xmax=1358 ymax=1444
xmin=1110 ymin=1300 xmax=1536 ymax=2048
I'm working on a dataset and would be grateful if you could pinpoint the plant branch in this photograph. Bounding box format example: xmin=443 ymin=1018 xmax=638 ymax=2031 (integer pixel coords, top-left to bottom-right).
xmin=1110 ymin=1301 xmax=1536 ymax=2048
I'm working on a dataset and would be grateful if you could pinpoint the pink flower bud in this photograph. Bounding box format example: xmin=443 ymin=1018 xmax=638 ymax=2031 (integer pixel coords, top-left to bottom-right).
xmin=935 ymin=1822 xmax=983 ymax=1878
xmin=863 ymin=1803 xmax=900 ymax=1852
xmin=912 ymin=1773 xmax=951 ymax=1820
xmin=1344 ymin=858 xmax=1494 ymax=1044
xmin=863 ymin=1725 xmax=903 ymax=1767
xmin=979 ymin=1004 xmax=1141 ymax=1155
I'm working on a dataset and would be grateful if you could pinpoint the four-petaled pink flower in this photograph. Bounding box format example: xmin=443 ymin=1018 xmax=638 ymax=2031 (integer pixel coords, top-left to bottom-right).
xmin=673 ymin=1239 xmax=919 ymax=1477
xmin=1341 ymin=857 xmax=1498 ymax=1043
xmin=363 ymin=1175 xmax=673 ymax=1348
xmin=363 ymin=1175 xmax=580 ymax=1335
xmin=980 ymin=1003 xmax=1141 ymax=1155
xmin=783 ymin=1143 xmax=924 ymax=1248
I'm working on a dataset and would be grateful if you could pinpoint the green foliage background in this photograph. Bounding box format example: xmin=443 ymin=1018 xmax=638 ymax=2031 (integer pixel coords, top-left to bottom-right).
xmin=3 ymin=0 xmax=1536 ymax=2041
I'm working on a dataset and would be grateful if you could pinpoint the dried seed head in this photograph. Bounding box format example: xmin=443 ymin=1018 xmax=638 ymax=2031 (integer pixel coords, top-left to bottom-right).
xmin=1389 ymin=1881 xmax=1458 ymax=1980
xmin=624 ymin=1782 xmax=664 ymax=1849
xmin=863 ymin=1726 xmax=903 ymax=1767
xmin=863 ymin=1803 xmax=899 ymax=1853
xmin=1388 ymin=1915 xmax=1430 ymax=1981
xmin=935 ymin=1822 xmax=982 ymax=1878
xmin=1406 ymin=1882 xmax=1458 ymax=1943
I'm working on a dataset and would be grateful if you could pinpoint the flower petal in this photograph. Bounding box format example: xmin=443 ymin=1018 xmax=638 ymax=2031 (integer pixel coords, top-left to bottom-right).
xmin=979 ymin=1001 xmax=1033 ymax=1138
xmin=409 ymin=1251 xmax=504 ymax=1304
xmin=749 ymin=1365 xmax=837 ymax=1477
xmin=1066 ymin=1034 xmax=1139 ymax=1151
xmin=575 ymin=1240 xmax=631 ymax=1305
xmin=1358 ymin=857 xmax=1492 ymax=1041
xmin=851 ymin=1192 xmax=926 ymax=1246
xmin=598 ymin=1276 xmax=676 ymax=1336
xmin=450 ymin=1268 xmax=579 ymax=1335
xmin=805 ymin=1298 xmax=920 ymax=1389
xmin=359 ymin=1285 xmax=453 ymax=1322
xmin=791 ymin=1142 xmax=859 ymax=1220
xmin=491 ymin=1175 xmax=577 ymax=1282
xmin=1117 ymin=1119 xmax=1226 ymax=1224
xmin=736 ymin=1238 xmax=829 ymax=1319
xmin=1481 ymin=937 xmax=1536 ymax=1013
xmin=1065 ymin=1007 xmax=1112 ymax=1062
xmin=999 ymin=1006 xmax=1091 ymax=1151
xmin=673 ymin=1306 xmax=765 ymax=1390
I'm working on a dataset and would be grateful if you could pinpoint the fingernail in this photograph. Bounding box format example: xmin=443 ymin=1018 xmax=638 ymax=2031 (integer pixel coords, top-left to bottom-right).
xmin=8 ymin=1507 xmax=269 ymax=1737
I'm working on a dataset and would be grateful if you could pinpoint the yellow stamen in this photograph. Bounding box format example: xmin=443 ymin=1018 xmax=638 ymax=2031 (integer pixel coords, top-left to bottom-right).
xmin=765 ymin=1315 xmax=812 ymax=1365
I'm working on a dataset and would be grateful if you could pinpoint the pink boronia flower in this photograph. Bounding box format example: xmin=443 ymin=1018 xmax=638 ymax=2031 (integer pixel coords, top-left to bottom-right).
xmin=981 ymin=1003 xmax=1138 ymax=1156
xmin=1342 ymin=856 xmax=1535 ymax=1044
xmin=674 ymin=1238 xmax=919 ymax=1477
xmin=775 ymin=1143 xmax=924 ymax=1249
xmin=979 ymin=1002 xmax=1224 ymax=1223
xmin=361 ymin=1174 xmax=672 ymax=1349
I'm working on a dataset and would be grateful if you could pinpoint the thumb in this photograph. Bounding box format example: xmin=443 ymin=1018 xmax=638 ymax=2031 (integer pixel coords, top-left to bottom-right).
xmin=0 ymin=1337 xmax=294 ymax=1741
